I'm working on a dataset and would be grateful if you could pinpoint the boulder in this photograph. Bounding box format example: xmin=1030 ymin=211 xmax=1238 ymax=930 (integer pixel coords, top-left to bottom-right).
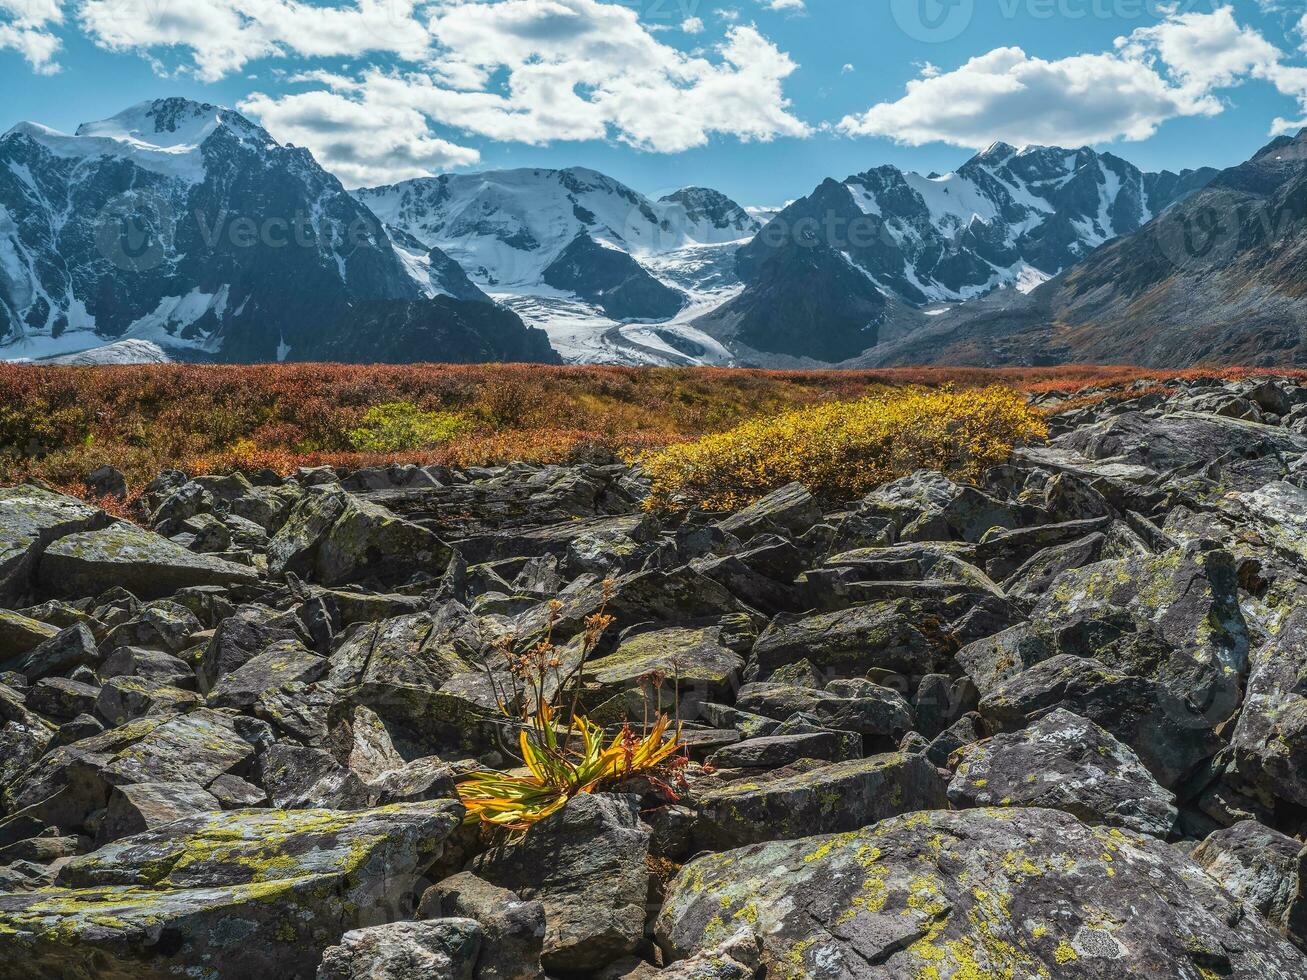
xmin=692 ymin=752 xmax=947 ymax=849
xmin=583 ymin=619 xmax=749 ymax=705
xmin=716 ymin=482 xmax=821 ymax=540
xmin=853 ymin=471 xmax=1030 ymax=543
xmin=0 ymin=801 xmax=463 ymax=979
xmin=1232 ymin=606 xmax=1307 ymax=808
xmin=0 ymin=611 xmax=58 ymax=661
xmin=750 ymin=600 xmax=943 ymax=680
xmin=948 ymin=708 xmax=1177 ymax=837
xmin=419 ymin=872 xmax=546 ymax=980
xmin=735 ymin=682 xmax=913 ymax=740
xmin=657 ymin=807 xmax=1307 ymax=978
xmin=317 ymin=918 xmax=482 ymax=980
xmin=37 ymin=523 xmax=259 ymax=600
xmin=979 ymin=654 xmax=1223 ymax=788
xmin=0 ymin=486 xmax=105 ymax=605
xmin=2 ymin=623 xmax=98 ymax=681
xmin=1193 ymin=820 xmax=1305 ymax=939
xmin=268 ymin=489 xmax=458 ymax=587
xmin=471 ymin=793 xmax=649 ymax=973
xmin=96 ymin=780 xmax=222 ymax=844
xmin=206 ymin=639 xmax=326 ymax=711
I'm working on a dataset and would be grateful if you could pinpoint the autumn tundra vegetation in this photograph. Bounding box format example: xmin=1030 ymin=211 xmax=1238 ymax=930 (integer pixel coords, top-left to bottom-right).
xmin=2 ymin=361 xmax=1303 ymax=512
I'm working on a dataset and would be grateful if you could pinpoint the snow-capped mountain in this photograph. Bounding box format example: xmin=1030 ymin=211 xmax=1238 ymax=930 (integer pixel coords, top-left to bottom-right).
xmin=0 ymin=98 xmax=557 ymax=364
xmin=354 ymin=169 xmax=759 ymax=363
xmin=695 ymin=144 xmax=1217 ymax=363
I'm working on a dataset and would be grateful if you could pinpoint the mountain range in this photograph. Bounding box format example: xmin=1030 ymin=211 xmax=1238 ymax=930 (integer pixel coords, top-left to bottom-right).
xmin=3 ymin=96 xmax=1307 ymax=368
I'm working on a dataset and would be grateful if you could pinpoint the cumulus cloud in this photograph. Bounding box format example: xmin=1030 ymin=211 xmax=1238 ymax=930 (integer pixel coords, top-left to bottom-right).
xmin=0 ymin=0 xmax=63 ymax=73
xmin=839 ymin=5 xmax=1307 ymax=149
xmin=760 ymin=0 xmax=804 ymax=11
xmin=238 ymin=1 xmax=807 ymax=184
xmin=36 ymin=0 xmax=806 ymax=185
xmin=77 ymin=0 xmax=432 ymax=81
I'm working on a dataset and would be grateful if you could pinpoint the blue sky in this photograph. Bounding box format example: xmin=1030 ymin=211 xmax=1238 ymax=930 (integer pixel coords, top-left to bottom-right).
xmin=3 ymin=1 xmax=1307 ymax=204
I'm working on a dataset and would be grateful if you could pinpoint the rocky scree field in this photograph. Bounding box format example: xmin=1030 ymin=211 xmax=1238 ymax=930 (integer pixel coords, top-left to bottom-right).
xmin=5 ymin=375 xmax=1307 ymax=976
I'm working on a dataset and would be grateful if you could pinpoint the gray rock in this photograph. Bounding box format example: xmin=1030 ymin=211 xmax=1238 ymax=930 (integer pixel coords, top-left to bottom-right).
xmin=979 ymin=654 xmax=1223 ymax=788
xmin=736 ymin=682 xmax=913 ymax=739
xmin=1193 ymin=820 xmax=1304 ymax=935
xmin=0 ymin=486 xmax=105 ymax=605
xmin=1232 ymin=605 xmax=1307 ymax=808
xmin=471 ymin=793 xmax=650 ymax=973
xmin=716 ymin=482 xmax=821 ymax=540
xmin=207 ymin=639 xmax=326 ymax=710
xmin=268 ymin=488 xmax=458 ymax=587
xmin=657 ymin=807 xmax=1307 ymax=978
xmin=706 ymin=730 xmax=861 ymax=770
xmin=948 ymin=708 xmax=1177 ymax=837
xmin=5 ymin=623 xmax=98 ymax=681
xmin=96 ymin=781 xmax=222 ymax=844
xmin=750 ymin=600 xmax=943 ymax=680
xmin=692 ymin=752 xmax=947 ymax=849
xmin=38 ymin=522 xmax=259 ymax=600
xmin=317 ymin=918 xmax=483 ymax=980
xmin=420 ymin=872 xmax=546 ymax=980
xmin=0 ymin=801 xmax=464 ymax=979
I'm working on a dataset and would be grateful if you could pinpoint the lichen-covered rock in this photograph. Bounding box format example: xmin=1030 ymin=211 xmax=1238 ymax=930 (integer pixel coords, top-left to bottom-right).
xmin=853 ymin=471 xmax=1031 ymax=543
xmin=0 ymin=486 xmax=105 ymax=605
xmin=980 ymin=654 xmax=1223 ymax=788
xmin=38 ymin=523 xmax=259 ymax=600
xmin=948 ymin=708 xmax=1177 ymax=837
xmin=0 ymin=611 xmax=58 ymax=662
xmin=715 ymin=482 xmax=821 ymax=540
xmin=206 ymin=639 xmax=326 ymax=711
xmin=471 ymin=793 xmax=649 ymax=973
xmin=692 ymin=752 xmax=947 ymax=849
xmin=0 ymin=801 xmax=464 ymax=979
xmin=583 ymin=620 xmax=749 ymax=703
xmin=1231 ymin=606 xmax=1307 ymax=809
xmin=1193 ymin=820 xmax=1305 ymax=939
xmin=2 ymin=622 xmax=98 ymax=682
xmin=657 ymin=807 xmax=1307 ymax=979
xmin=1033 ymin=543 xmax=1249 ymax=714
xmin=316 ymin=918 xmax=482 ymax=980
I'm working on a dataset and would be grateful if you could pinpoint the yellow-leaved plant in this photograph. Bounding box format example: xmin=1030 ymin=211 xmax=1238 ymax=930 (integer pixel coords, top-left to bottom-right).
xmin=457 ymin=586 xmax=686 ymax=832
xmin=641 ymin=385 xmax=1048 ymax=511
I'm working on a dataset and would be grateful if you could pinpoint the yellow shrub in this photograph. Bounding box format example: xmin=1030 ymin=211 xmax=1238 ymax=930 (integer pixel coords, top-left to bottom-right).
xmin=642 ymin=386 xmax=1048 ymax=511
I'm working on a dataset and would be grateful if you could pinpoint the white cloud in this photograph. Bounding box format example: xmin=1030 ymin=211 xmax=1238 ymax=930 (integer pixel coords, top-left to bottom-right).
xmin=0 ymin=0 xmax=63 ymax=73
xmin=239 ymin=1 xmax=807 ymax=185
xmin=760 ymin=0 xmax=804 ymax=10
xmin=238 ymin=87 xmax=481 ymax=185
xmin=841 ymin=62 xmax=853 ymax=74
xmin=839 ymin=6 xmax=1307 ymax=149
xmin=77 ymin=0 xmax=432 ymax=82
xmin=681 ymin=15 xmax=703 ymax=34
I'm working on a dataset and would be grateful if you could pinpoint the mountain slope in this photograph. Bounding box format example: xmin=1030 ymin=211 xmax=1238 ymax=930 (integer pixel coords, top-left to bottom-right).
xmin=697 ymin=144 xmax=1216 ymax=364
xmin=354 ymin=169 xmax=760 ymax=361
xmin=0 ymin=98 xmax=558 ymax=364
xmin=858 ymin=130 xmax=1307 ymax=368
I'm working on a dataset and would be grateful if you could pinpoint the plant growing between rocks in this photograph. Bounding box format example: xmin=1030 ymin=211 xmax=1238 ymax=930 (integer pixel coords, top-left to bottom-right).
xmin=458 ymin=586 xmax=687 ymax=831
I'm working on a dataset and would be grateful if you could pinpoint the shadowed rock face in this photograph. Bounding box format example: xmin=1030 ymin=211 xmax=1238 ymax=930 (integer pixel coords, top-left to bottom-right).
xmin=6 ymin=376 xmax=1307 ymax=975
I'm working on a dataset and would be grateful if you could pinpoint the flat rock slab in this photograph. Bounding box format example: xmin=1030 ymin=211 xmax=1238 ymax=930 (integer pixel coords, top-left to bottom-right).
xmin=0 ymin=800 xmax=463 ymax=979
xmin=38 ymin=523 xmax=258 ymax=600
xmin=692 ymin=752 xmax=946 ymax=849
xmin=657 ymin=807 xmax=1307 ymax=979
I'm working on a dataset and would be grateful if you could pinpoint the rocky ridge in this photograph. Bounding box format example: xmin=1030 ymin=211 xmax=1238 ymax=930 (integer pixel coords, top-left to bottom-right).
xmin=6 ymin=377 xmax=1307 ymax=975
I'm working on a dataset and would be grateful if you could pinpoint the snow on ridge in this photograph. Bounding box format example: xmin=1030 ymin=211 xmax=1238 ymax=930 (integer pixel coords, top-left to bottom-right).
xmin=6 ymin=99 xmax=267 ymax=185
